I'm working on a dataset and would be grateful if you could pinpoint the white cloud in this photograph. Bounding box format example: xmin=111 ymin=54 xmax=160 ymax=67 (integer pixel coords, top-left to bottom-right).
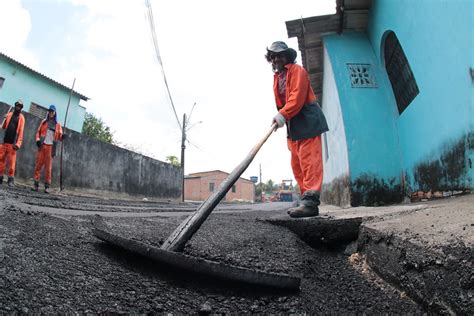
xmin=14 ymin=0 xmax=336 ymax=185
xmin=0 ymin=0 xmax=38 ymax=68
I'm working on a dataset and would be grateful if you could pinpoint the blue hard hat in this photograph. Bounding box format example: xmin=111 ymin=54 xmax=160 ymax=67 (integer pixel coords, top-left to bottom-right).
xmin=48 ymin=105 xmax=56 ymax=112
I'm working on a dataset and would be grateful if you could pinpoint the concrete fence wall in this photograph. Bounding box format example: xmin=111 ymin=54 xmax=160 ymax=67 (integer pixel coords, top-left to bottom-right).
xmin=0 ymin=102 xmax=182 ymax=200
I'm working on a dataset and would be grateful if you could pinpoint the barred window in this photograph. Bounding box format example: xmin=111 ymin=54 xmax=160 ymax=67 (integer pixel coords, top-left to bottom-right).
xmin=231 ymin=185 xmax=236 ymax=193
xmin=384 ymin=31 xmax=419 ymax=114
xmin=29 ymin=102 xmax=48 ymax=119
xmin=209 ymin=182 xmax=215 ymax=192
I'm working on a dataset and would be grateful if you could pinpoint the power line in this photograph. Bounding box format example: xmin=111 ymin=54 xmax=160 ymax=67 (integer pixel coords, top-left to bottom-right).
xmin=145 ymin=0 xmax=182 ymax=131
xmin=187 ymin=102 xmax=197 ymax=124
xmin=186 ymin=139 xmax=203 ymax=151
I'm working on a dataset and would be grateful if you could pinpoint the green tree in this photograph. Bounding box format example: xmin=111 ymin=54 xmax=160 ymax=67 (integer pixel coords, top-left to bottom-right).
xmin=166 ymin=155 xmax=180 ymax=167
xmin=255 ymin=182 xmax=265 ymax=202
xmin=264 ymin=179 xmax=275 ymax=194
xmin=82 ymin=112 xmax=114 ymax=144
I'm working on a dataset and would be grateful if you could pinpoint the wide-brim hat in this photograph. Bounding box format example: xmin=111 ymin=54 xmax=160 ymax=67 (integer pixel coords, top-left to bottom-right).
xmin=267 ymin=41 xmax=289 ymax=53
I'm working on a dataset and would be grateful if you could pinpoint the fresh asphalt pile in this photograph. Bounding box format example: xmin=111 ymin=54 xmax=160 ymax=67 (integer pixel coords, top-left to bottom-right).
xmin=0 ymin=187 xmax=422 ymax=314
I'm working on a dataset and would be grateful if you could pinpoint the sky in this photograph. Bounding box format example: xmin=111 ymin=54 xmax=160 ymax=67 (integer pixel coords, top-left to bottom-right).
xmin=0 ymin=0 xmax=335 ymax=185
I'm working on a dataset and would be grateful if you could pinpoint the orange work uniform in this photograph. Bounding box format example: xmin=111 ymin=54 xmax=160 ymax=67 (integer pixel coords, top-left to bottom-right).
xmin=273 ymin=63 xmax=329 ymax=194
xmin=33 ymin=119 xmax=63 ymax=185
xmin=0 ymin=111 xmax=25 ymax=177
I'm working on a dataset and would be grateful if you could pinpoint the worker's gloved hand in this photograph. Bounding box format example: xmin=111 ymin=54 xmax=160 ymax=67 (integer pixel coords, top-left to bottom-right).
xmin=272 ymin=113 xmax=286 ymax=129
xmin=36 ymin=140 xmax=42 ymax=148
xmin=13 ymin=145 xmax=19 ymax=151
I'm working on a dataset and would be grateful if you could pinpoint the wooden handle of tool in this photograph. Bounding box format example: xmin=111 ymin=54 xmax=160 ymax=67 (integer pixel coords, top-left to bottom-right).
xmin=1 ymin=106 xmax=13 ymax=127
xmin=161 ymin=122 xmax=278 ymax=252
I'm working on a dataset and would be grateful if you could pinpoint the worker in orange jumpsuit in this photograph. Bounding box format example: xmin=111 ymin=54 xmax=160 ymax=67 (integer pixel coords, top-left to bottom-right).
xmin=32 ymin=105 xmax=65 ymax=193
xmin=0 ymin=100 xmax=26 ymax=187
xmin=266 ymin=41 xmax=329 ymax=218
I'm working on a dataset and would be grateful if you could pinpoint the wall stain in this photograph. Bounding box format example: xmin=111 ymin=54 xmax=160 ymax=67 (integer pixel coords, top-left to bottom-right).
xmin=321 ymin=174 xmax=351 ymax=207
xmin=325 ymin=133 xmax=473 ymax=206
xmin=413 ymin=134 xmax=471 ymax=192
xmin=350 ymin=174 xmax=403 ymax=207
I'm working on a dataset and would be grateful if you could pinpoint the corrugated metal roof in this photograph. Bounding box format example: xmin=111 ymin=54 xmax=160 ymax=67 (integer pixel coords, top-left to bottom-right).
xmin=0 ymin=52 xmax=89 ymax=101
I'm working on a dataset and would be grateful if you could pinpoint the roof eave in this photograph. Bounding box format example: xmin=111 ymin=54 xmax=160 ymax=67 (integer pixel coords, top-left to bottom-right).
xmin=0 ymin=52 xmax=90 ymax=102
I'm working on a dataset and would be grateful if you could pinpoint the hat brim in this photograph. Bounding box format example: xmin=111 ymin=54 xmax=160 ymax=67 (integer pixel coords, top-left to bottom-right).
xmin=267 ymin=47 xmax=289 ymax=53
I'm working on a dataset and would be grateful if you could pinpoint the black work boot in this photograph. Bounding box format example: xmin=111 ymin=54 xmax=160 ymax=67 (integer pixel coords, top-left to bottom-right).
xmin=32 ymin=180 xmax=39 ymax=192
xmin=44 ymin=184 xmax=50 ymax=194
xmin=288 ymin=190 xmax=320 ymax=218
xmin=7 ymin=177 xmax=14 ymax=187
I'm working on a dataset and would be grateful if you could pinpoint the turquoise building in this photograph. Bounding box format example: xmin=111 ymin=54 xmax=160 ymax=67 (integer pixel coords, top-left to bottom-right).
xmin=286 ymin=0 xmax=473 ymax=206
xmin=0 ymin=52 xmax=88 ymax=132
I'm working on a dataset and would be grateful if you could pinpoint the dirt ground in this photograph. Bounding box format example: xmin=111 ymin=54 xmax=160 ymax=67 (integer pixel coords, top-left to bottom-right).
xmin=0 ymin=186 xmax=423 ymax=314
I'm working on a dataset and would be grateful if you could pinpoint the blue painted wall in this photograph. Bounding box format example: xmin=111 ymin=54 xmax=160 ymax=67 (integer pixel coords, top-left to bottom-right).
xmin=0 ymin=56 xmax=86 ymax=132
xmin=367 ymin=0 xmax=473 ymax=190
xmin=323 ymin=32 xmax=403 ymax=203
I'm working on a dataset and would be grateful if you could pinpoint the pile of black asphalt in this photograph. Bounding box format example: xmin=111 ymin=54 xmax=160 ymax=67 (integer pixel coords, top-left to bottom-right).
xmin=0 ymin=186 xmax=422 ymax=314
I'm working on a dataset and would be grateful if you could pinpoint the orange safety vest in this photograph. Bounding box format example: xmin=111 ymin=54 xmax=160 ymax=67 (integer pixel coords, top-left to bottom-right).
xmin=2 ymin=112 xmax=26 ymax=148
xmin=273 ymin=63 xmax=328 ymax=141
xmin=35 ymin=119 xmax=63 ymax=143
xmin=273 ymin=63 xmax=317 ymax=120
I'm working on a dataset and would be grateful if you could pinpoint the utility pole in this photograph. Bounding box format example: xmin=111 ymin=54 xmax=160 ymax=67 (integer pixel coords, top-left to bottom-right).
xmin=180 ymin=113 xmax=186 ymax=202
xmin=59 ymin=78 xmax=75 ymax=192
xmin=259 ymin=163 xmax=262 ymax=202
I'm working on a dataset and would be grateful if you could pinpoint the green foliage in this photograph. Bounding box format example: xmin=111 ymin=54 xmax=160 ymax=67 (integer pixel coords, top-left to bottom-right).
xmin=166 ymin=155 xmax=181 ymax=167
xmin=255 ymin=179 xmax=278 ymax=198
xmin=82 ymin=112 xmax=114 ymax=144
xmin=264 ymin=179 xmax=275 ymax=193
xmin=255 ymin=182 xmax=263 ymax=199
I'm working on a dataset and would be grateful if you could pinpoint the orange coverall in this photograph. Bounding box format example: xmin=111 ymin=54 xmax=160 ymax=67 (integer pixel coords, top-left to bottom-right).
xmin=0 ymin=112 xmax=25 ymax=177
xmin=34 ymin=120 xmax=63 ymax=184
xmin=273 ymin=63 xmax=323 ymax=194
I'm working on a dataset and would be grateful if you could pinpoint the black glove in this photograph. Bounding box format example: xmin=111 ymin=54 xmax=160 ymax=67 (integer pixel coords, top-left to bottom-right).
xmin=13 ymin=145 xmax=19 ymax=150
xmin=36 ymin=140 xmax=41 ymax=148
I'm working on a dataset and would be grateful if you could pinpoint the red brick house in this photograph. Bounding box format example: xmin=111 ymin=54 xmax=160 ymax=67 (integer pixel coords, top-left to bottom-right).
xmin=184 ymin=170 xmax=255 ymax=202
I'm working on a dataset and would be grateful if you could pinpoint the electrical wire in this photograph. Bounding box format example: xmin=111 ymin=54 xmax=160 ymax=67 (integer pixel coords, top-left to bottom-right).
xmin=145 ymin=0 xmax=182 ymax=131
xmin=186 ymin=139 xmax=202 ymax=151
xmin=187 ymin=102 xmax=196 ymax=124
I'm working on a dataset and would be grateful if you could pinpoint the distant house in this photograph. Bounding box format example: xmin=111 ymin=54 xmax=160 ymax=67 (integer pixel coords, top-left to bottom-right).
xmin=184 ymin=170 xmax=255 ymax=202
xmin=286 ymin=0 xmax=473 ymax=206
xmin=0 ymin=52 xmax=89 ymax=132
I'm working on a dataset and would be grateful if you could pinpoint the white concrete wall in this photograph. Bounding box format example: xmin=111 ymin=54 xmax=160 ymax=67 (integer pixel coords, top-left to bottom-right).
xmin=321 ymin=46 xmax=350 ymax=183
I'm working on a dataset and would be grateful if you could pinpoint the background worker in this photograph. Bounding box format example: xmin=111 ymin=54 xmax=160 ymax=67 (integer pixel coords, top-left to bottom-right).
xmin=265 ymin=41 xmax=329 ymax=218
xmin=32 ymin=105 xmax=65 ymax=193
xmin=0 ymin=100 xmax=26 ymax=187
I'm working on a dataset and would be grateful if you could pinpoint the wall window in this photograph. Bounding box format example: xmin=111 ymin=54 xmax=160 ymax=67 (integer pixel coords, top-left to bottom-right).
xmin=231 ymin=185 xmax=236 ymax=193
xmin=384 ymin=31 xmax=419 ymax=114
xmin=209 ymin=182 xmax=214 ymax=192
xmin=30 ymin=102 xmax=48 ymax=119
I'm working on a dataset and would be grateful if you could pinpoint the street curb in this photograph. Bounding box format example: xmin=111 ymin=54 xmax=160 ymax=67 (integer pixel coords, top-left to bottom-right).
xmin=358 ymin=225 xmax=473 ymax=315
xmin=262 ymin=215 xmax=362 ymax=247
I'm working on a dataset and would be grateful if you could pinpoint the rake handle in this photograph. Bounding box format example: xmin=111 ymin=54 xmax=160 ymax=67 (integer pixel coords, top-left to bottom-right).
xmin=161 ymin=123 xmax=278 ymax=252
